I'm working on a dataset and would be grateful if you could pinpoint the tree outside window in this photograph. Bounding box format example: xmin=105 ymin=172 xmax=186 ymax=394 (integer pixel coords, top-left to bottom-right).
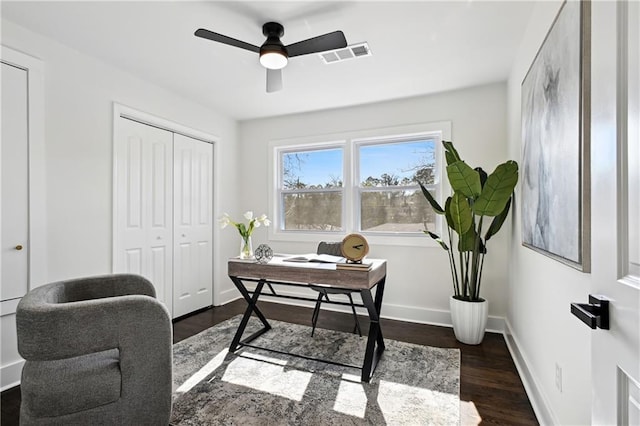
xmin=358 ymin=139 xmax=437 ymax=233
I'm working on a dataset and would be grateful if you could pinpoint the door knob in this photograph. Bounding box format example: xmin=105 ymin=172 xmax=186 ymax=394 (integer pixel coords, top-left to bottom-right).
xmin=571 ymin=295 xmax=610 ymax=329
xmin=15 ymin=244 xmax=23 ymax=251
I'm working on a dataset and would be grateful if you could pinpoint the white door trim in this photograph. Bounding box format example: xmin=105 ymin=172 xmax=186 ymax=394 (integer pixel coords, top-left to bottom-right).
xmin=112 ymin=103 xmax=221 ymax=304
xmin=0 ymin=45 xmax=47 ymax=296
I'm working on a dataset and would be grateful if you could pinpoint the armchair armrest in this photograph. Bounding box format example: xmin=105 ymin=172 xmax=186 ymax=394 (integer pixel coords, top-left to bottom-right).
xmin=60 ymin=274 xmax=156 ymax=301
xmin=17 ymin=276 xmax=170 ymax=361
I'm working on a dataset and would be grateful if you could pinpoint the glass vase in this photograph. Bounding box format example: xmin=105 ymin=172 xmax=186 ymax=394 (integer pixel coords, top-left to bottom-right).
xmin=240 ymin=235 xmax=253 ymax=259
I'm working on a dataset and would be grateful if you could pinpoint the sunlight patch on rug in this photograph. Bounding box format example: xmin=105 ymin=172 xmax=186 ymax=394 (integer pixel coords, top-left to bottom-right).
xmin=221 ymin=351 xmax=312 ymax=401
xmin=174 ymin=348 xmax=228 ymax=394
xmin=333 ymin=374 xmax=367 ymax=418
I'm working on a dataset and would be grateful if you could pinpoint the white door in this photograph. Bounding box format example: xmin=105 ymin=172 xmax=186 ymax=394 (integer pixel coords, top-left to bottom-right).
xmin=1 ymin=62 xmax=29 ymax=306
xmin=591 ymin=1 xmax=640 ymax=424
xmin=173 ymin=133 xmax=213 ymax=318
xmin=1 ymin=60 xmax=30 ymax=390
xmin=114 ymin=118 xmax=173 ymax=312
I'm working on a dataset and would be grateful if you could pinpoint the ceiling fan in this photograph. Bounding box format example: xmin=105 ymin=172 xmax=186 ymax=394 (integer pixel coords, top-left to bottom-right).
xmin=195 ymin=22 xmax=347 ymax=93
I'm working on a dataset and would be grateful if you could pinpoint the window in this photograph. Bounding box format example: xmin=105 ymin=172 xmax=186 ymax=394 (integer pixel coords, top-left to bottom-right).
xmin=357 ymin=138 xmax=437 ymax=234
xmin=279 ymin=146 xmax=344 ymax=231
xmin=271 ymin=122 xmax=448 ymax=243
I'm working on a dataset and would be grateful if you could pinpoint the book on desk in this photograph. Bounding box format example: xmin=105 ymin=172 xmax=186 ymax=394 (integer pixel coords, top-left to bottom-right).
xmin=335 ymin=260 xmax=373 ymax=271
xmin=282 ymin=253 xmax=344 ymax=263
xmin=282 ymin=254 xmax=373 ymax=271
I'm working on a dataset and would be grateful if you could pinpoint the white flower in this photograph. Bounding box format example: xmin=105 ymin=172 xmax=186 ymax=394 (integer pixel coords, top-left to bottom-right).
xmin=218 ymin=213 xmax=231 ymax=229
xmin=219 ymin=210 xmax=270 ymax=238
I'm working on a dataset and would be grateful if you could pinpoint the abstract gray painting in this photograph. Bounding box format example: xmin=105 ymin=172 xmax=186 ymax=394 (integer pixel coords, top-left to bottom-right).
xmin=521 ymin=0 xmax=589 ymax=270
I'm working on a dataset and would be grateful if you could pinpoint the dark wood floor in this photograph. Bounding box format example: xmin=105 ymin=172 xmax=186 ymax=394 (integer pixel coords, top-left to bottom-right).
xmin=2 ymin=300 xmax=538 ymax=425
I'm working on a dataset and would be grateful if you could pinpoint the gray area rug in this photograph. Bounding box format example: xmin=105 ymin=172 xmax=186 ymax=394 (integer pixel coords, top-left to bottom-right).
xmin=171 ymin=316 xmax=460 ymax=425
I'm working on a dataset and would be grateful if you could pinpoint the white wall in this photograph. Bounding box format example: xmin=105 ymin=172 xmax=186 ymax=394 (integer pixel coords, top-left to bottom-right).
xmin=236 ymin=83 xmax=511 ymax=327
xmin=505 ymin=2 xmax=592 ymax=424
xmin=0 ymin=19 xmax=240 ymax=389
xmin=2 ymin=19 xmax=239 ymax=283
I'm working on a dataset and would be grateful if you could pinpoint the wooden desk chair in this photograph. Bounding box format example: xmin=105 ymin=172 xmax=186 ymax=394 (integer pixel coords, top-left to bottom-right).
xmin=310 ymin=242 xmax=362 ymax=337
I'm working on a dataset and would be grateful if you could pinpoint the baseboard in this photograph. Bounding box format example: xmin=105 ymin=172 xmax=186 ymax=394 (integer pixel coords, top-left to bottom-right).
xmin=216 ymin=286 xmax=240 ymax=306
xmin=382 ymin=302 xmax=505 ymax=333
xmin=503 ymin=319 xmax=557 ymax=425
xmin=248 ymin=286 xmax=505 ymax=333
xmin=1 ymin=359 xmax=24 ymax=391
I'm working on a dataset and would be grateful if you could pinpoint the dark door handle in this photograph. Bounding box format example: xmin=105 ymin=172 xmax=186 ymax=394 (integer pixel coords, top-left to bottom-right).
xmin=571 ymin=295 xmax=609 ymax=329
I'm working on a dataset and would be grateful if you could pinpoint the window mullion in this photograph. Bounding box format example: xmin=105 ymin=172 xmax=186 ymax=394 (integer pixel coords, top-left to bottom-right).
xmin=345 ymin=139 xmax=355 ymax=232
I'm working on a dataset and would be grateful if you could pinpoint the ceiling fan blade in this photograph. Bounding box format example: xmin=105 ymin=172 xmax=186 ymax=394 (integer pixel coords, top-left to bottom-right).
xmin=194 ymin=28 xmax=260 ymax=53
xmin=286 ymin=31 xmax=347 ymax=57
xmin=266 ymin=68 xmax=283 ymax=93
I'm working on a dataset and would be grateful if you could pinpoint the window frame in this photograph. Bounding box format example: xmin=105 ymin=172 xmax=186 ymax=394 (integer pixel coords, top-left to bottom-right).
xmin=268 ymin=122 xmax=451 ymax=246
xmin=277 ymin=142 xmax=347 ymax=233
xmin=353 ymin=134 xmax=443 ymax=237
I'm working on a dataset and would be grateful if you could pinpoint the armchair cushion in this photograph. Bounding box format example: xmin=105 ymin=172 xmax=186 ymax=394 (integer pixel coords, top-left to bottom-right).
xmin=21 ymin=349 xmax=121 ymax=418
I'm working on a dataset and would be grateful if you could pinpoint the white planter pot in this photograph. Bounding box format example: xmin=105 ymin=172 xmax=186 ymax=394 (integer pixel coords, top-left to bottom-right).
xmin=450 ymin=296 xmax=489 ymax=345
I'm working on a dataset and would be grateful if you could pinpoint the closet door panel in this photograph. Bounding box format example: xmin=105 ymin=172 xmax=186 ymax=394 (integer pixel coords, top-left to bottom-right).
xmin=115 ymin=118 xmax=173 ymax=312
xmin=173 ymin=134 xmax=213 ymax=318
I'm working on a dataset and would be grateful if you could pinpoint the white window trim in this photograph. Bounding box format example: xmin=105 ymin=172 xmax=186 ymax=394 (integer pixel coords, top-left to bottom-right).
xmin=268 ymin=121 xmax=451 ymax=247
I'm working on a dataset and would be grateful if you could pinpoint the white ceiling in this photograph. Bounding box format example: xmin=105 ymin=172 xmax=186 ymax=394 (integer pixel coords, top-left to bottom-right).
xmin=1 ymin=1 xmax=535 ymax=121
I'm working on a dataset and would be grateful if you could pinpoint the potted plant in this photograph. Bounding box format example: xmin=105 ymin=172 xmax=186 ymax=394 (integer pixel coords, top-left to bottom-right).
xmin=419 ymin=141 xmax=518 ymax=344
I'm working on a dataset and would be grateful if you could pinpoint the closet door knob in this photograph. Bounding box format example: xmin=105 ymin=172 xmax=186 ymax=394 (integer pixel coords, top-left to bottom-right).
xmin=15 ymin=244 xmax=23 ymax=250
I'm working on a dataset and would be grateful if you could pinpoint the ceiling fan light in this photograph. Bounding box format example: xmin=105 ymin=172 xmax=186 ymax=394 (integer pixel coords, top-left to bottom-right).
xmin=260 ymin=51 xmax=288 ymax=69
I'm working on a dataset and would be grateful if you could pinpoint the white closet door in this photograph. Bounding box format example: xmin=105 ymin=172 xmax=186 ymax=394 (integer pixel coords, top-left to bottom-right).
xmin=1 ymin=62 xmax=29 ymax=307
xmin=114 ymin=118 xmax=173 ymax=312
xmin=173 ymin=133 xmax=213 ymax=317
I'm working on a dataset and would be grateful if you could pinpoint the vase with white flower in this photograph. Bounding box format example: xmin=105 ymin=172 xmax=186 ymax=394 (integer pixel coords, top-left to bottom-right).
xmin=219 ymin=211 xmax=271 ymax=259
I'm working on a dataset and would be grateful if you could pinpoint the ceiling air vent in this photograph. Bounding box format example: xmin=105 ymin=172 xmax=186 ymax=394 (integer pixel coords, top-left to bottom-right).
xmin=319 ymin=42 xmax=371 ymax=64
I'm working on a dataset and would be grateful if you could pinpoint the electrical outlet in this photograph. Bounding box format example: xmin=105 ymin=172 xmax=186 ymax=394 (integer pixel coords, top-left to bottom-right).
xmin=555 ymin=363 xmax=563 ymax=392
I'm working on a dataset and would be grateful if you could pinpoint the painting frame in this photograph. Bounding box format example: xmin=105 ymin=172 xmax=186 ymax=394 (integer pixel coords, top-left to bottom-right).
xmin=521 ymin=0 xmax=591 ymax=272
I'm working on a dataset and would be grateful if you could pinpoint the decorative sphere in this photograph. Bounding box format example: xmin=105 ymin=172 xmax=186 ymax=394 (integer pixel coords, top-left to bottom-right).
xmin=254 ymin=244 xmax=273 ymax=264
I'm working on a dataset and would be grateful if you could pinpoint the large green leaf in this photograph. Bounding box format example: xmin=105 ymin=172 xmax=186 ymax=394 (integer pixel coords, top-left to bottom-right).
xmin=458 ymin=227 xmax=487 ymax=253
xmin=458 ymin=228 xmax=476 ymax=252
xmin=418 ymin=182 xmax=444 ymax=214
xmin=475 ymin=167 xmax=488 ymax=188
xmin=447 ymin=192 xmax=473 ymax=235
xmin=485 ymin=197 xmax=512 ymax=241
xmin=424 ymin=231 xmax=449 ymax=250
xmin=473 ymin=161 xmax=519 ymax=216
xmin=442 ymin=141 xmax=461 ymax=164
xmin=444 ymin=197 xmax=455 ymax=229
xmin=445 ymin=150 xmax=457 ymax=166
xmin=447 ymin=161 xmax=482 ymax=198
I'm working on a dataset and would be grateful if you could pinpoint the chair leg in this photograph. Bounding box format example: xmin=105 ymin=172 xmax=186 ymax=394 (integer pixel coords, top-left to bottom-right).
xmin=311 ymin=292 xmax=324 ymax=337
xmin=347 ymin=293 xmax=362 ymax=337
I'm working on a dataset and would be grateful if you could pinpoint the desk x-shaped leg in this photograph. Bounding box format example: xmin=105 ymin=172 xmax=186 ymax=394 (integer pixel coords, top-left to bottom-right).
xmin=229 ymin=277 xmax=271 ymax=352
xmin=360 ymin=275 xmax=386 ymax=382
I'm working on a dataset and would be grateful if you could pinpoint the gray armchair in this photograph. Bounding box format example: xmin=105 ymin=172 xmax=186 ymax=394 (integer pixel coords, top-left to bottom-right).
xmin=16 ymin=274 xmax=172 ymax=425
